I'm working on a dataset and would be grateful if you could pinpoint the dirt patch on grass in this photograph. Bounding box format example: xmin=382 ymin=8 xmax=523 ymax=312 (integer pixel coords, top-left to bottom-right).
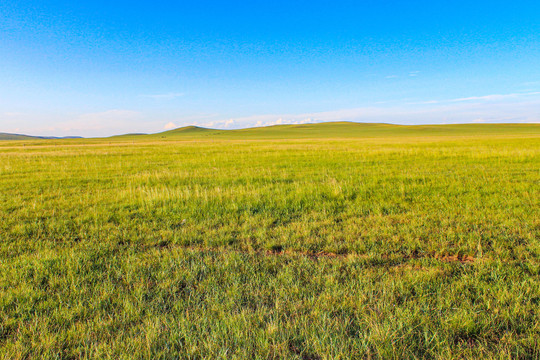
xmin=152 ymin=242 xmax=477 ymax=264
xmin=436 ymin=254 xmax=476 ymax=263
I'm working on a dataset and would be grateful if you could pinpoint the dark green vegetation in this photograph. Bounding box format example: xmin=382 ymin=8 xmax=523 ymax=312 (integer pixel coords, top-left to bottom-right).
xmin=0 ymin=133 xmax=82 ymax=141
xmin=0 ymin=133 xmax=41 ymax=141
xmin=1 ymin=123 xmax=539 ymax=359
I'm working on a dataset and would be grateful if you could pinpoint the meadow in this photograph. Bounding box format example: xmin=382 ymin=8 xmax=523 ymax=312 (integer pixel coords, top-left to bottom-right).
xmin=0 ymin=122 xmax=539 ymax=359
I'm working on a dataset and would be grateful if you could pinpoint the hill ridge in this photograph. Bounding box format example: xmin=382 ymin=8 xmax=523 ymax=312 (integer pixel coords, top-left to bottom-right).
xmin=2 ymin=121 xmax=539 ymax=140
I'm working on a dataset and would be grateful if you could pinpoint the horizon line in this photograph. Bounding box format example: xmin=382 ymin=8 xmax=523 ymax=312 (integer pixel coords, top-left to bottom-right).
xmin=2 ymin=120 xmax=539 ymax=140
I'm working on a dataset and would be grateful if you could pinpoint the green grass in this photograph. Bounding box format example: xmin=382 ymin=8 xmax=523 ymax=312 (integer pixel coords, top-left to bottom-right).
xmin=1 ymin=122 xmax=539 ymax=359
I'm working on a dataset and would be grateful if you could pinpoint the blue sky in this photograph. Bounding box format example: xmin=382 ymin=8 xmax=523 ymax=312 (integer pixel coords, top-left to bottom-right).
xmin=1 ymin=0 xmax=539 ymax=136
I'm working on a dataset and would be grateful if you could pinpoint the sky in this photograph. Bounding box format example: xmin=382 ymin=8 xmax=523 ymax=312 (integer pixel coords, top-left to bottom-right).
xmin=1 ymin=0 xmax=539 ymax=137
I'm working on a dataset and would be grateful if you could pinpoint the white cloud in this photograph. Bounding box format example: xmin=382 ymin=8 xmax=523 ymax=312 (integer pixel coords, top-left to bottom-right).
xmin=449 ymin=92 xmax=540 ymax=103
xmin=254 ymin=117 xmax=314 ymax=127
xmin=202 ymin=92 xmax=540 ymax=129
xmin=3 ymin=90 xmax=539 ymax=137
xmin=469 ymin=91 xmax=540 ymax=101
xmin=164 ymin=122 xmax=177 ymax=130
xmin=409 ymin=91 xmax=540 ymax=105
xmin=191 ymin=118 xmax=236 ymax=129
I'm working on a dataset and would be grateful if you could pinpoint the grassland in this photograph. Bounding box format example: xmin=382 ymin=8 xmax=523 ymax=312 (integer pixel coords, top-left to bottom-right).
xmin=1 ymin=122 xmax=539 ymax=359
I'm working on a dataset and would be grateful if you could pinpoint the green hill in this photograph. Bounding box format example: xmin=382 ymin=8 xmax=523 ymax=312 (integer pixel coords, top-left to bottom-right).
xmin=0 ymin=132 xmax=83 ymax=141
xmin=2 ymin=122 xmax=539 ymax=142
xmin=147 ymin=121 xmax=540 ymax=140
xmin=0 ymin=133 xmax=42 ymax=140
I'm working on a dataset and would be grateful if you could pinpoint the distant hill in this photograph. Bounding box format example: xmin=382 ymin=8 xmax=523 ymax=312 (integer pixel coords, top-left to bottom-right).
xmin=0 ymin=132 xmax=83 ymax=141
xmin=3 ymin=122 xmax=539 ymax=141
xmin=142 ymin=122 xmax=540 ymax=140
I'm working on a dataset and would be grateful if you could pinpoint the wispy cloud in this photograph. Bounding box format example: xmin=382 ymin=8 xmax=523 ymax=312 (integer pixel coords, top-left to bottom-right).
xmin=254 ymin=118 xmax=314 ymax=127
xmin=449 ymin=92 xmax=540 ymax=103
xmin=189 ymin=92 xmax=540 ymax=129
xmin=409 ymin=91 xmax=540 ymax=105
xmin=163 ymin=122 xmax=177 ymax=130
xmin=140 ymin=92 xmax=185 ymax=100
xmin=3 ymin=90 xmax=539 ymax=137
xmin=191 ymin=118 xmax=236 ymax=129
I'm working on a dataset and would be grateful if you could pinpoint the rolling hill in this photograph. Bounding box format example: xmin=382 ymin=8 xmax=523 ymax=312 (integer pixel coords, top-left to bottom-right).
xmin=0 ymin=132 xmax=83 ymax=141
xmin=0 ymin=133 xmax=45 ymax=140
xmin=148 ymin=121 xmax=540 ymax=140
xmin=3 ymin=122 xmax=539 ymax=141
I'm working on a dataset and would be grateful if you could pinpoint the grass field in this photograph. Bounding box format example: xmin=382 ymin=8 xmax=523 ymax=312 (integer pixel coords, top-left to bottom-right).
xmin=1 ymin=122 xmax=539 ymax=359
